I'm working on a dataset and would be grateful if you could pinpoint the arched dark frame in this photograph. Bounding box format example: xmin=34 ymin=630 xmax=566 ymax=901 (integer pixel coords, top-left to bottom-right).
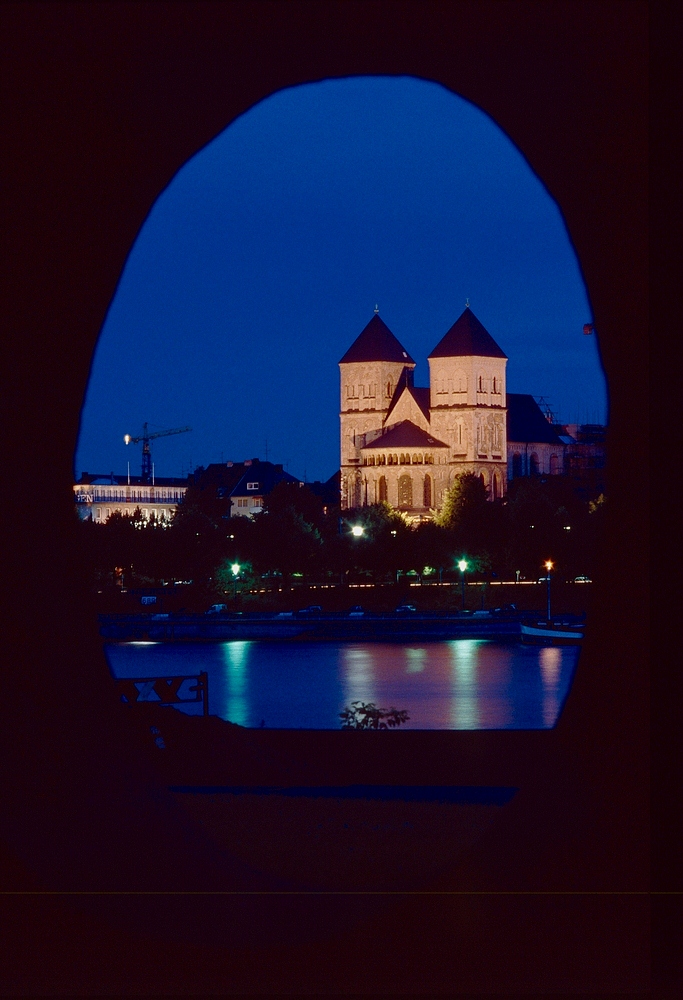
xmin=3 ymin=4 xmax=648 ymax=993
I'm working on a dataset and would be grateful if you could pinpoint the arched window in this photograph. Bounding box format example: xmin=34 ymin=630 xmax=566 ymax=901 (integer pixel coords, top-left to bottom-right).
xmin=492 ymin=473 xmax=498 ymax=500
xmin=378 ymin=476 xmax=388 ymax=503
xmin=398 ymin=474 xmax=413 ymax=508
xmin=412 ymin=454 xmax=419 ymax=464
xmin=512 ymin=453 xmax=523 ymax=477
xmin=530 ymin=453 xmax=540 ymax=475
xmin=549 ymin=453 xmax=559 ymax=474
xmin=423 ymin=474 xmax=432 ymax=508
xmin=386 ymin=381 xmax=392 ymax=397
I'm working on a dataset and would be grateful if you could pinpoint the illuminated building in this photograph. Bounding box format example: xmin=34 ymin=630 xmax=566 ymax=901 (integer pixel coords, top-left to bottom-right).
xmin=73 ymin=472 xmax=187 ymax=522
xmin=339 ymin=306 xmax=509 ymax=519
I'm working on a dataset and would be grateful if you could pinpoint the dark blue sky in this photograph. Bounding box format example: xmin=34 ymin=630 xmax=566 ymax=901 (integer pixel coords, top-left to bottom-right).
xmin=76 ymin=76 xmax=606 ymax=483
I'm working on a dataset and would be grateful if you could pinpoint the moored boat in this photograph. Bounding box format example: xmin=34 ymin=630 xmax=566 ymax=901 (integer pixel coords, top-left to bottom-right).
xmin=520 ymin=621 xmax=584 ymax=644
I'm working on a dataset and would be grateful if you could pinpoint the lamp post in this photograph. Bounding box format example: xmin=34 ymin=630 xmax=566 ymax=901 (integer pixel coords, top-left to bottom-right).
xmin=231 ymin=562 xmax=241 ymax=601
xmin=544 ymin=560 xmax=553 ymax=621
xmin=458 ymin=558 xmax=468 ymax=611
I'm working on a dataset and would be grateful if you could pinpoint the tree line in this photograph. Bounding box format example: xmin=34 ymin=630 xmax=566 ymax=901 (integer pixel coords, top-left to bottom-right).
xmin=74 ymin=471 xmax=606 ymax=597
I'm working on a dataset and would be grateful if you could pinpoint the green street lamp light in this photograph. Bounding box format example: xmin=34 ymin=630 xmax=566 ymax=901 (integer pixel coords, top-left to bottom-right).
xmin=231 ymin=562 xmax=241 ymax=600
xmin=351 ymin=525 xmax=365 ymax=537
xmin=458 ymin=558 xmax=469 ymax=611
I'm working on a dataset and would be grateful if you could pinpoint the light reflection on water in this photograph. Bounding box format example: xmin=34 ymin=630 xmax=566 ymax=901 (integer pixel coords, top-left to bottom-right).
xmin=222 ymin=640 xmax=250 ymax=727
xmin=105 ymin=639 xmax=579 ymax=730
xmin=540 ymin=645 xmax=562 ymax=728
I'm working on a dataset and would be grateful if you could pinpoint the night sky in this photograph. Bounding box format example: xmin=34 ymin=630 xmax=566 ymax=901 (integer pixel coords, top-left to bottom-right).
xmin=75 ymin=76 xmax=606 ymax=484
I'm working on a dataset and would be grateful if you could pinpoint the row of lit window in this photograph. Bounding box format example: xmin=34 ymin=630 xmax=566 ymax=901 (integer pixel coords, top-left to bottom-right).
xmin=93 ymin=508 xmax=172 ymax=521
xmin=362 ymin=453 xmax=435 ymax=466
xmin=88 ymin=490 xmax=182 ymax=501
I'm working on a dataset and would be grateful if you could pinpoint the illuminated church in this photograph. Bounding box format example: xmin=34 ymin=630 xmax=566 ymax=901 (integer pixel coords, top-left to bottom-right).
xmin=339 ymin=305 xmax=566 ymax=519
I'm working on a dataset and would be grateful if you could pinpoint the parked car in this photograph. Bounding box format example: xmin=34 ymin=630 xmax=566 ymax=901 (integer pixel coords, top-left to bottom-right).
xmin=394 ymin=604 xmax=417 ymax=613
xmin=348 ymin=605 xmax=365 ymax=617
xmin=298 ymin=605 xmax=323 ymax=614
xmin=150 ymin=613 xmax=170 ymax=621
xmin=205 ymin=604 xmax=228 ymax=615
xmin=574 ymin=575 xmax=592 ymax=583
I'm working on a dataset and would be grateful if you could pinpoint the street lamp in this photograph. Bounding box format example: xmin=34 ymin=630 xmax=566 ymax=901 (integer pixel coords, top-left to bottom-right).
xmin=458 ymin=558 xmax=469 ymax=611
xmin=544 ymin=559 xmax=553 ymax=621
xmin=351 ymin=525 xmax=365 ymax=537
xmin=231 ymin=561 xmax=241 ymax=601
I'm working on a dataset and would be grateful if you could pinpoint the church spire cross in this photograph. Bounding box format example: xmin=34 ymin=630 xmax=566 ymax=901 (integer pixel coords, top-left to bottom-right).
xmin=465 ymin=298 xmax=470 ymax=308
xmin=374 ymin=304 xmax=379 ymax=314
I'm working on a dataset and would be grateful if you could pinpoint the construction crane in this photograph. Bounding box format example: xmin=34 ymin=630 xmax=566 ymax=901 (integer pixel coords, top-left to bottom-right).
xmin=124 ymin=422 xmax=192 ymax=482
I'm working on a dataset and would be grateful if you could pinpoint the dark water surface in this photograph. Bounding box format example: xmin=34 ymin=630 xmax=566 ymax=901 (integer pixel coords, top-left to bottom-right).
xmin=105 ymin=639 xmax=579 ymax=730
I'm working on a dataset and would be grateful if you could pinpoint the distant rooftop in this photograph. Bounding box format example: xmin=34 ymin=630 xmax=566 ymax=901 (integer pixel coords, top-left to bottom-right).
xmin=76 ymin=472 xmax=187 ymax=486
xmin=506 ymin=394 xmax=565 ymax=445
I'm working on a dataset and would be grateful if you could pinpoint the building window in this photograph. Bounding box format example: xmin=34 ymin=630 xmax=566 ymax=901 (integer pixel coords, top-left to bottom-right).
xmin=398 ymin=474 xmax=413 ymax=508
xmin=512 ymin=453 xmax=523 ymax=477
xmin=247 ymin=482 xmax=259 ymax=490
xmin=530 ymin=453 xmax=540 ymax=475
xmin=492 ymin=474 xmax=498 ymax=500
xmin=549 ymin=454 xmax=559 ymax=474
xmin=237 ymin=498 xmax=248 ymax=507
xmin=423 ymin=474 xmax=432 ymax=508
xmin=379 ymin=476 xmax=388 ymax=503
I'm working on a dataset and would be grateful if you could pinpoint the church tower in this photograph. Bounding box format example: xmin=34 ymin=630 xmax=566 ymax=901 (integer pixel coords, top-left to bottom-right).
xmin=339 ymin=310 xmax=415 ymax=509
xmin=428 ymin=305 xmax=508 ymax=500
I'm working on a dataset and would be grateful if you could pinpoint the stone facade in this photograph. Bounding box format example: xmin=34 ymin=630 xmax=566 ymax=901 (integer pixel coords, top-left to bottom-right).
xmin=340 ymin=307 xmax=509 ymax=520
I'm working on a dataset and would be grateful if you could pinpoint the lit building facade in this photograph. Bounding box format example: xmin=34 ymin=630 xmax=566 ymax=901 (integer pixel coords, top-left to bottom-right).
xmin=74 ymin=473 xmax=187 ymax=523
xmin=340 ymin=306 xmax=510 ymax=520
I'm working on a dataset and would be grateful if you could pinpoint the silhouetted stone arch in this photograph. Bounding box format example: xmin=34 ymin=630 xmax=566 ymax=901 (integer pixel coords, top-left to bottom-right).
xmin=423 ymin=474 xmax=432 ymax=508
xmin=378 ymin=475 xmax=388 ymax=503
xmin=512 ymin=453 xmax=523 ymax=477
xmin=530 ymin=453 xmax=540 ymax=475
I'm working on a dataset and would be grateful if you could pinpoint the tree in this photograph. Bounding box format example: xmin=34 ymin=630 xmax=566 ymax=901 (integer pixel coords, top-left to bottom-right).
xmin=434 ymin=472 xmax=489 ymax=532
xmin=339 ymin=702 xmax=410 ymax=730
xmin=250 ymin=504 xmax=322 ymax=588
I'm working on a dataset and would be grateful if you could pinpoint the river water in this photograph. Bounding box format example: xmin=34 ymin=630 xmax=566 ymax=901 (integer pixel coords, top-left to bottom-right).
xmin=105 ymin=639 xmax=579 ymax=730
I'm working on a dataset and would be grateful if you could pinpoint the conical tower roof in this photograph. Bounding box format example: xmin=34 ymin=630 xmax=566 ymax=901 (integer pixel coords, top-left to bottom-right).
xmin=339 ymin=314 xmax=415 ymax=365
xmin=428 ymin=307 xmax=507 ymax=360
